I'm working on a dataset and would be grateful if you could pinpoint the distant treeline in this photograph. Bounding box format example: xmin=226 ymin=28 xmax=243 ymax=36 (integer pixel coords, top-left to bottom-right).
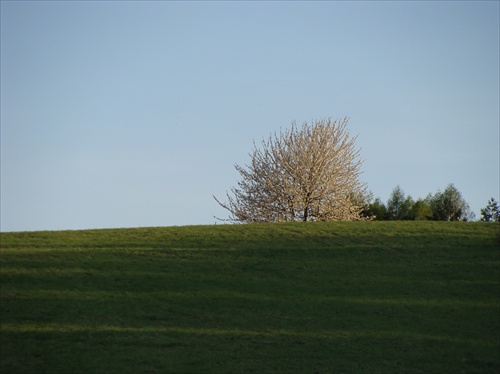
xmin=364 ymin=184 xmax=499 ymax=222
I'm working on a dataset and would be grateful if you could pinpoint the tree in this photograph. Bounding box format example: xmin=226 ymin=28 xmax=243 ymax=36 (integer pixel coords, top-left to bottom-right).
xmin=480 ymin=198 xmax=500 ymax=222
xmin=429 ymin=184 xmax=474 ymax=221
xmin=411 ymin=197 xmax=433 ymax=220
xmin=364 ymin=197 xmax=388 ymax=220
xmin=214 ymin=117 xmax=369 ymax=222
xmin=387 ymin=186 xmax=414 ymax=220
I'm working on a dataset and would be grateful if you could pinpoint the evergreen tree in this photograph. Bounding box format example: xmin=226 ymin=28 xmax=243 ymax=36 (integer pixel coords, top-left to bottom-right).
xmin=480 ymin=198 xmax=500 ymax=222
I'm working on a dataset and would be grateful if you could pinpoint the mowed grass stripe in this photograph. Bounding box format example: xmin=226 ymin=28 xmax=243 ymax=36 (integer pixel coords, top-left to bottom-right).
xmin=1 ymin=323 xmax=493 ymax=346
xmin=1 ymin=288 xmax=499 ymax=309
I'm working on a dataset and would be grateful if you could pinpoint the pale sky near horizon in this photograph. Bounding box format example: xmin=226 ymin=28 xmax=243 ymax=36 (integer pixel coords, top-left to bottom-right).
xmin=1 ymin=1 xmax=499 ymax=232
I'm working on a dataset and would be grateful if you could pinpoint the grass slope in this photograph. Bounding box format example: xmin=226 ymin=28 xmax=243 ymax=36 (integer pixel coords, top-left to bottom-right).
xmin=1 ymin=221 xmax=499 ymax=373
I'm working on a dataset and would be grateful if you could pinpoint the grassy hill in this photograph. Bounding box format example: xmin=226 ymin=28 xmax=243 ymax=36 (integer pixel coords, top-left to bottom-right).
xmin=1 ymin=221 xmax=499 ymax=373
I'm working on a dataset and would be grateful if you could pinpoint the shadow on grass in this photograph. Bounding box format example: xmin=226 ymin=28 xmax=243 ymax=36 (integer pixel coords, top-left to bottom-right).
xmin=1 ymin=323 xmax=498 ymax=374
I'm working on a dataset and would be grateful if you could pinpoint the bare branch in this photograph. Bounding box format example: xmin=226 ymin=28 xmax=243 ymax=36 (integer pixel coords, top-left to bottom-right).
xmin=214 ymin=118 xmax=369 ymax=222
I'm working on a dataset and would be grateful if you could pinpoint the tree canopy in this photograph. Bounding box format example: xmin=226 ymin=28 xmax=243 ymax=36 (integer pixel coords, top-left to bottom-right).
xmin=480 ymin=198 xmax=500 ymax=222
xmin=215 ymin=118 xmax=369 ymax=222
xmin=387 ymin=186 xmax=414 ymax=220
xmin=366 ymin=184 xmax=476 ymax=221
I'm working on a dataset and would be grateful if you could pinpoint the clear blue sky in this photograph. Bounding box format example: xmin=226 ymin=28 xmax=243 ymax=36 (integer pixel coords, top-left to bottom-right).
xmin=1 ymin=1 xmax=498 ymax=232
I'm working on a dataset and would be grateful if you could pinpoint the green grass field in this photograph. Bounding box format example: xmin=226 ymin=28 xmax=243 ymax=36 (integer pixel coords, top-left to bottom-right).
xmin=1 ymin=221 xmax=499 ymax=373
